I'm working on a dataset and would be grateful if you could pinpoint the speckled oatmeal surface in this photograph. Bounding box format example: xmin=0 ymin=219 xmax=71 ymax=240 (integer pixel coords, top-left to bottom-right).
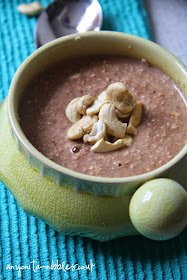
xmin=19 ymin=56 xmax=187 ymax=177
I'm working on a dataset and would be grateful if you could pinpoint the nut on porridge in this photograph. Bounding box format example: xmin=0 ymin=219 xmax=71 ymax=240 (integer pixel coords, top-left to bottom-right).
xmin=65 ymin=82 xmax=143 ymax=152
xmin=19 ymin=56 xmax=187 ymax=177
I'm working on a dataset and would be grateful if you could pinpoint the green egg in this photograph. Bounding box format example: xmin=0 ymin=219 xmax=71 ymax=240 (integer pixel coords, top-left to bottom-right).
xmin=129 ymin=178 xmax=187 ymax=240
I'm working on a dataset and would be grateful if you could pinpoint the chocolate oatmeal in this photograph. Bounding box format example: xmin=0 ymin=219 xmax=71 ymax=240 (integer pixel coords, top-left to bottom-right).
xmin=19 ymin=56 xmax=187 ymax=177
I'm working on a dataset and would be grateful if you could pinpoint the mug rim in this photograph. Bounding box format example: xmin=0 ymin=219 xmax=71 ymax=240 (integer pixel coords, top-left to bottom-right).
xmin=8 ymin=31 xmax=187 ymax=184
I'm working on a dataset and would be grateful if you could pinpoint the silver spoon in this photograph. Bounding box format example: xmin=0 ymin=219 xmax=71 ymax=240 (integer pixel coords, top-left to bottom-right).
xmin=34 ymin=0 xmax=103 ymax=48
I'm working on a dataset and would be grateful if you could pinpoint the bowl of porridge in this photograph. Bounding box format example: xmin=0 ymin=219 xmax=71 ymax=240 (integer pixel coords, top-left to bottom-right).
xmin=0 ymin=31 xmax=187 ymax=241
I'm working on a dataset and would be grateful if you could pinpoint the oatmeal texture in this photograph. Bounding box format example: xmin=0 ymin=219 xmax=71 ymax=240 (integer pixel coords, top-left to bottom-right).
xmin=19 ymin=56 xmax=187 ymax=177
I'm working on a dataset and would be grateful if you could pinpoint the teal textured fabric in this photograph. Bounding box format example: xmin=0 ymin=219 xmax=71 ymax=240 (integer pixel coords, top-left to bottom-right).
xmin=0 ymin=1 xmax=186 ymax=280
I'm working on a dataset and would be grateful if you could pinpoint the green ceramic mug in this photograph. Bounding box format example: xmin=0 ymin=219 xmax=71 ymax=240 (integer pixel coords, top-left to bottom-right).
xmin=0 ymin=32 xmax=186 ymax=241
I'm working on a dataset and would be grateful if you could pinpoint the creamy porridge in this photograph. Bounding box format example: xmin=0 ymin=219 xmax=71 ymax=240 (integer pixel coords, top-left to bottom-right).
xmin=19 ymin=56 xmax=187 ymax=177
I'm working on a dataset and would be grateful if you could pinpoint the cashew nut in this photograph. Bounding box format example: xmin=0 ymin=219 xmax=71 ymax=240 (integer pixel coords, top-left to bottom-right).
xmin=91 ymin=138 xmax=125 ymax=153
xmin=17 ymin=1 xmax=43 ymax=16
xmin=99 ymin=103 xmax=127 ymax=138
xmin=77 ymin=95 xmax=95 ymax=115
xmin=126 ymin=123 xmax=138 ymax=135
xmin=83 ymin=120 xmax=106 ymax=144
xmin=106 ymin=82 xmax=136 ymax=113
xmin=86 ymin=99 xmax=110 ymax=116
xmin=98 ymin=90 xmax=108 ymax=101
xmin=123 ymin=135 xmax=133 ymax=146
xmin=129 ymin=101 xmax=143 ymax=127
xmin=66 ymin=98 xmax=81 ymax=123
xmin=67 ymin=115 xmax=98 ymax=140
xmin=116 ymin=109 xmax=131 ymax=119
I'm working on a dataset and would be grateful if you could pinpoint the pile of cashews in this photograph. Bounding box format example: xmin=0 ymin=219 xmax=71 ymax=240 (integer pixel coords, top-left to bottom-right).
xmin=66 ymin=82 xmax=143 ymax=152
